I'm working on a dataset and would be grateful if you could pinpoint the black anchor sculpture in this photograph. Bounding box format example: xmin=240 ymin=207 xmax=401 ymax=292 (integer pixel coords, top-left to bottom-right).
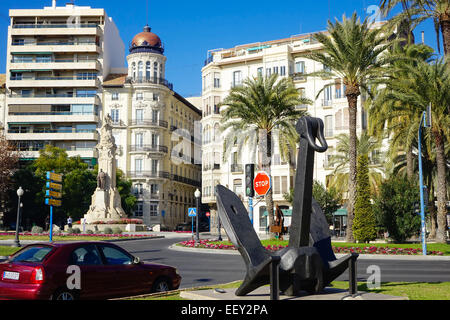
xmin=215 ymin=116 xmax=358 ymax=298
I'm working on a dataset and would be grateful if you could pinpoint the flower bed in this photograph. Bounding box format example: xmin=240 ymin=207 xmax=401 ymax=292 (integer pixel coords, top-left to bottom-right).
xmin=0 ymin=232 xmax=152 ymax=238
xmin=74 ymin=218 xmax=144 ymax=225
xmin=178 ymin=240 xmax=444 ymax=256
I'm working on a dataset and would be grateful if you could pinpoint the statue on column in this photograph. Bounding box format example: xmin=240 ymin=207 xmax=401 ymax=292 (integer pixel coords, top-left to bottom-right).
xmin=84 ymin=114 xmax=126 ymax=223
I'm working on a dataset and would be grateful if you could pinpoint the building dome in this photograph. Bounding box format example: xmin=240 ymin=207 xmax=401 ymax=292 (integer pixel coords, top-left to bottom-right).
xmin=130 ymin=25 xmax=164 ymax=54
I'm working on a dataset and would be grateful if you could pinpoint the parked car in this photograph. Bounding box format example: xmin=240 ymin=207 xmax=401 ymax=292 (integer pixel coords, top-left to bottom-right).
xmin=0 ymin=241 xmax=181 ymax=300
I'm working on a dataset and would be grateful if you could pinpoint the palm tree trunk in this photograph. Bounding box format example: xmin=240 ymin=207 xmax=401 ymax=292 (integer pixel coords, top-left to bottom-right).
xmin=345 ymin=87 xmax=359 ymax=243
xmin=259 ymin=129 xmax=274 ymax=232
xmin=433 ymin=129 xmax=448 ymax=243
xmin=406 ymin=147 xmax=414 ymax=180
xmin=440 ymin=17 xmax=450 ymax=56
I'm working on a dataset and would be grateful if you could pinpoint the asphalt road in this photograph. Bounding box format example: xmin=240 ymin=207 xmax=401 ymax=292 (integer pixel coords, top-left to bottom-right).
xmin=116 ymin=236 xmax=450 ymax=289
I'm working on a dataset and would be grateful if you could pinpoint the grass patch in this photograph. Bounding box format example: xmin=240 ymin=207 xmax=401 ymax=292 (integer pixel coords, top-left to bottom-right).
xmin=330 ymin=281 xmax=450 ymax=300
xmin=124 ymin=280 xmax=450 ymax=300
xmin=0 ymin=245 xmax=21 ymax=257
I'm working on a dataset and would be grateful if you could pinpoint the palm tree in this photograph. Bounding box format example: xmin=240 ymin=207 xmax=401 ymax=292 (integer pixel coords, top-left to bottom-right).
xmin=220 ymin=73 xmax=311 ymax=229
xmin=305 ymin=13 xmax=391 ymax=242
xmin=381 ymin=57 xmax=450 ymax=243
xmin=327 ymin=132 xmax=384 ymax=197
xmin=368 ymin=43 xmax=435 ymax=180
xmin=379 ymin=0 xmax=450 ymax=56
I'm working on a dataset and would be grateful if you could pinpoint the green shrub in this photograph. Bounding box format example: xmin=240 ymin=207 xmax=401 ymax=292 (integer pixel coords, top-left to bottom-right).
xmin=103 ymin=227 xmax=113 ymax=234
xmin=31 ymin=226 xmax=44 ymax=234
xmin=86 ymin=230 xmax=94 ymax=234
xmin=66 ymin=227 xmax=74 ymax=234
xmin=373 ymin=176 xmax=420 ymax=243
xmin=112 ymin=227 xmax=122 ymax=234
xmin=72 ymin=227 xmax=81 ymax=234
xmin=353 ymin=154 xmax=377 ymax=243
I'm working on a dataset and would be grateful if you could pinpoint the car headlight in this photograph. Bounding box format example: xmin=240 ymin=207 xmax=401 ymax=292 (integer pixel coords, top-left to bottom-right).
xmin=175 ymin=268 xmax=180 ymax=276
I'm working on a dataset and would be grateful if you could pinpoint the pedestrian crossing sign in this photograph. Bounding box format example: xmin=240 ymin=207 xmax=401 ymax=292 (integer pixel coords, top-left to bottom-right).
xmin=188 ymin=207 xmax=197 ymax=217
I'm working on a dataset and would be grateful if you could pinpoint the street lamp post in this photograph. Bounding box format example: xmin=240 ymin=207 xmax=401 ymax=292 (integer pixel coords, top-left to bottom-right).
xmin=14 ymin=187 xmax=24 ymax=247
xmin=194 ymin=189 xmax=201 ymax=242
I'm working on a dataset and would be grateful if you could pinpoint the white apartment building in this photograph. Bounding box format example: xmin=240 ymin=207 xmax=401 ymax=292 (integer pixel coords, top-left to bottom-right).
xmin=101 ymin=25 xmax=202 ymax=228
xmin=201 ymin=29 xmax=381 ymax=234
xmin=4 ymin=2 xmax=125 ymax=165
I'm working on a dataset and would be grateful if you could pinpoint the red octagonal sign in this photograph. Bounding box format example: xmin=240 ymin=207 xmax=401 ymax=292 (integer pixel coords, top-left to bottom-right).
xmin=253 ymin=171 xmax=271 ymax=196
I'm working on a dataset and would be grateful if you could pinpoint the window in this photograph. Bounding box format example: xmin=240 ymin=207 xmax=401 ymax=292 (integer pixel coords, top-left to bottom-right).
xmin=273 ymin=66 xmax=279 ymax=74
xmin=146 ymin=61 xmax=151 ymax=79
xmin=295 ymin=61 xmax=305 ymax=73
xmin=150 ymin=184 xmax=159 ymax=195
xmin=70 ymin=245 xmax=102 ymax=265
xmin=135 ymin=202 xmax=143 ymax=217
xmin=324 ymin=115 xmax=333 ymax=137
xmin=151 ymin=133 xmax=158 ymax=147
xmin=135 ymin=159 xmax=143 ymax=173
xmin=266 ymin=68 xmax=271 ymax=76
xmin=232 ymin=71 xmax=242 ymax=87
xmin=132 ymin=62 xmax=136 ymax=79
xmin=273 ymin=176 xmax=281 ymax=194
xmin=111 ymin=109 xmax=120 ymax=124
xmin=134 ymin=183 xmax=143 ymax=195
xmin=280 ymin=66 xmax=286 ymax=76
xmin=76 ymin=72 xmax=97 ymax=80
xmin=323 ymin=86 xmax=333 ymax=106
xmin=10 ymin=245 xmax=53 ymax=263
xmin=112 ymin=92 xmax=119 ymax=100
xmin=138 ymin=61 xmax=143 ymax=80
xmin=136 ymin=92 xmax=143 ymax=100
xmin=214 ymin=72 xmax=220 ymax=88
xmin=152 ymin=109 xmax=159 ymax=122
xmin=151 ymin=159 xmax=158 ymax=173
xmin=323 ymin=64 xmax=331 ymax=72
xmin=99 ymin=245 xmax=133 ymax=265
xmin=135 ymin=133 xmax=143 ymax=147
xmin=135 ymin=109 xmax=143 ymax=123
xmin=150 ymin=202 xmax=158 ymax=216
xmin=257 ymin=67 xmax=263 ymax=76
xmin=36 ymin=56 xmax=51 ymax=63
xmin=152 ymin=93 xmax=159 ymax=101
xmin=153 ymin=62 xmax=158 ymax=79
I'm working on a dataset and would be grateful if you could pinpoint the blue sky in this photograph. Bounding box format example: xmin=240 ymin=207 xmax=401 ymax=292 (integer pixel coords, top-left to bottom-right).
xmin=0 ymin=0 xmax=442 ymax=97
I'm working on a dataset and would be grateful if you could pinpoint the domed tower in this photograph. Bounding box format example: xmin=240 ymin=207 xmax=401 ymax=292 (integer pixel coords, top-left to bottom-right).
xmin=126 ymin=25 xmax=169 ymax=86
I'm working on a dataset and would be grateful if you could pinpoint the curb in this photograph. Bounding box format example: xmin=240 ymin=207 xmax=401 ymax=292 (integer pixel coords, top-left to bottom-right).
xmin=169 ymin=244 xmax=450 ymax=260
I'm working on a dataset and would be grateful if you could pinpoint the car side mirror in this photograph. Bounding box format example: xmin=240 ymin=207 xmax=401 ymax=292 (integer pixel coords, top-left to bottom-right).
xmin=133 ymin=256 xmax=140 ymax=264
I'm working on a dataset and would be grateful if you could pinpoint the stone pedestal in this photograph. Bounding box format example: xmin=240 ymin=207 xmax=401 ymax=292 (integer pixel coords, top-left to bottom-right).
xmin=84 ymin=188 xmax=125 ymax=223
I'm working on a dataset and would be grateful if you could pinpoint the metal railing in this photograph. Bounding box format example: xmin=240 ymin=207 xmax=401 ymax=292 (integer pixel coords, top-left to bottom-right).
xmin=129 ymin=119 xmax=168 ymax=128
xmin=231 ymin=164 xmax=243 ymax=172
xmin=125 ymin=76 xmax=173 ymax=90
xmin=12 ymin=23 xmax=99 ymax=29
xmin=129 ymin=145 xmax=168 ymax=153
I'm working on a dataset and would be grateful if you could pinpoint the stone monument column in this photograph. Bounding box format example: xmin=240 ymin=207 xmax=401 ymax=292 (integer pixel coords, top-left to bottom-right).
xmin=85 ymin=114 xmax=126 ymax=223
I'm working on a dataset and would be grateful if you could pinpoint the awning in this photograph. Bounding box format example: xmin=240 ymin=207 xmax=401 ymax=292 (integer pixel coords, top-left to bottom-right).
xmin=247 ymin=45 xmax=271 ymax=51
xmin=262 ymin=209 xmax=292 ymax=216
xmin=332 ymin=208 xmax=347 ymax=216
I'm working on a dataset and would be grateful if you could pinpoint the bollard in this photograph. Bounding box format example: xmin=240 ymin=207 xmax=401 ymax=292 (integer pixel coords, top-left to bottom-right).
xmin=270 ymin=256 xmax=281 ymax=300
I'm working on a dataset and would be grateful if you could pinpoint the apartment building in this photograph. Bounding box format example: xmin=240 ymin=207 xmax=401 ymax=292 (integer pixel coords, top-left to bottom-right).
xmin=4 ymin=2 xmax=125 ymax=165
xmin=102 ymin=25 xmax=202 ymax=228
xmin=201 ymin=26 xmax=386 ymax=233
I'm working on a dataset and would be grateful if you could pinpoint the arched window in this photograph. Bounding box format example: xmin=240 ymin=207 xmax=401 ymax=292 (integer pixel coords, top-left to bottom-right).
xmin=146 ymin=61 xmax=151 ymax=79
xmin=132 ymin=62 xmax=136 ymax=79
xmin=138 ymin=61 xmax=143 ymax=80
xmin=214 ymin=123 xmax=220 ymax=142
xmin=159 ymin=64 xmax=163 ymax=79
xmin=153 ymin=62 xmax=158 ymax=80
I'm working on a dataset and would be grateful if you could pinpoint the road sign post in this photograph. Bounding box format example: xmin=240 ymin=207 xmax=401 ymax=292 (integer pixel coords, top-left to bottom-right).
xmin=45 ymin=171 xmax=63 ymax=242
xmin=253 ymin=171 xmax=271 ymax=196
xmin=188 ymin=208 xmax=197 ymax=241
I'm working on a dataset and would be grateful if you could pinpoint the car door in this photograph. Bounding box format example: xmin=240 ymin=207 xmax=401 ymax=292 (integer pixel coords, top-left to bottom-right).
xmin=69 ymin=244 xmax=108 ymax=299
xmin=97 ymin=244 xmax=148 ymax=297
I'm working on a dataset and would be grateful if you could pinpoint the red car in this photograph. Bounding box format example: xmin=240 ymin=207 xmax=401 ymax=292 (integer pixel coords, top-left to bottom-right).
xmin=0 ymin=241 xmax=181 ymax=300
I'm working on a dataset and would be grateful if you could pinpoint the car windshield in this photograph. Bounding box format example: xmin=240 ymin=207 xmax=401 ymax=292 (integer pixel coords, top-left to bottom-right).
xmin=10 ymin=246 xmax=54 ymax=263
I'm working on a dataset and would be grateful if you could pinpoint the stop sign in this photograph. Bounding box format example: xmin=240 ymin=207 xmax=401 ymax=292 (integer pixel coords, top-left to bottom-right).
xmin=253 ymin=171 xmax=271 ymax=196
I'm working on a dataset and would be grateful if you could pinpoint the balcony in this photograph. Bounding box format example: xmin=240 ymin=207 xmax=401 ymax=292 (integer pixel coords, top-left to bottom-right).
xmin=8 ymin=111 xmax=99 ymax=124
xmin=11 ymin=23 xmax=100 ymax=36
xmin=10 ymin=59 xmax=100 ymax=71
xmin=8 ymin=93 xmax=99 ymax=105
xmin=8 ymin=76 xmax=98 ymax=88
xmin=127 ymin=171 xmax=170 ymax=179
xmin=322 ymin=99 xmax=332 ymax=107
xmin=125 ymin=76 xmax=173 ymax=91
xmin=11 ymin=40 xmax=100 ymax=54
xmin=290 ymin=72 xmax=307 ymax=82
xmin=17 ymin=148 xmax=97 ymax=159
xmin=6 ymin=129 xmax=98 ymax=141
xmin=128 ymin=119 xmax=168 ymax=129
xmin=129 ymin=145 xmax=168 ymax=154
xmin=171 ymin=174 xmax=201 ymax=187
xmin=231 ymin=164 xmax=243 ymax=173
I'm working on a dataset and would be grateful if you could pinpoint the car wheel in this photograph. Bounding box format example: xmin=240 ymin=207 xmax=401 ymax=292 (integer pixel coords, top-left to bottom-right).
xmin=52 ymin=289 xmax=77 ymax=300
xmin=152 ymin=278 xmax=171 ymax=293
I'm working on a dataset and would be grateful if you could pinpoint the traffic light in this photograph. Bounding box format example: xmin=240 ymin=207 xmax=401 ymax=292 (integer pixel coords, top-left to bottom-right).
xmin=245 ymin=164 xmax=255 ymax=197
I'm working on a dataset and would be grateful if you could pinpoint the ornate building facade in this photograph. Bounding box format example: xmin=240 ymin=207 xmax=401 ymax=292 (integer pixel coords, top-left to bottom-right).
xmin=102 ymin=26 xmax=202 ymax=229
